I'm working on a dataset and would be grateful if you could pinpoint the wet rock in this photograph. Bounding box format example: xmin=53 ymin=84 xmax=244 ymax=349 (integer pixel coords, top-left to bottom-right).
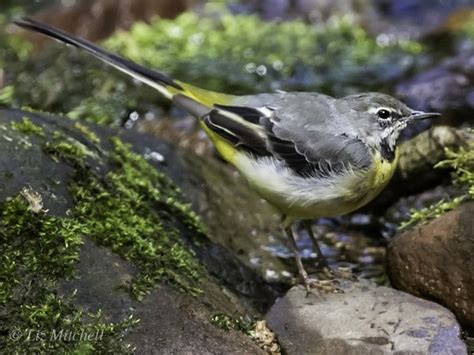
xmin=386 ymin=201 xmax=474 ymax=327
xmin=266 ymin=280 xmax=467 ymax=354
xmin=228 ymin=0 xmax=472 ymax=42
xmin=229 ymin=0 xmax=373 ymax=23
xmin=59 ymin=238 xmax=265 ymax=354
xmin=366 ymin=0 xmax=473 ymax=39
xmin=396 ymin=50 xmax=474 ymax=127
xmin=0 ymin=108 xmax=277 ymax=351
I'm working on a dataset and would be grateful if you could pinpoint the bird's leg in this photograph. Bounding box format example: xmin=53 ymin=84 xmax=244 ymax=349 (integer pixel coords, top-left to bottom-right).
xmin=282 ymin=216 xmax=341 ymax=293
xmin=303 ymin=220 xmax=328 ymax=268
xmin=303 ymin=220 xmax=354 ymax=280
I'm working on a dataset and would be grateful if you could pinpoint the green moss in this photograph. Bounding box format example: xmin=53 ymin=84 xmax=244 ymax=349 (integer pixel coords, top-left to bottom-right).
xmin=436 ymin=142 xmax=474 ymax=198
xmin=68 ymin=137 xmax=205 ymax=299
xmin=210 ymin=313 xmax=255 ymax=336
xmin=12 ymin=293 xmax=138 ymax=353
xmin=11 ymin=116 xmax=44 ymax=136
xmin=43 ymin=129 xmax=98 ymax=164
xmin=0 ymin=196 xmax=82 ymax=301
xmin=39 ymin=126 xmax=205 ymax=298
xmin=0 ymin=196 xmax=137 ymax=353
xmin=44 ymin=140 xmax=88 ymax=162
xmin=400 ymin=136 xmax=474 ymax=229
xmin=1 ymin=112 xmax=208 ymax=351
xmin=0 ymin=85 xmax=14 ymax=106
xmin=66 ymin=96 xmax=130 ymax=127
xmin=73 ymin=122 xmax=100 ymax=144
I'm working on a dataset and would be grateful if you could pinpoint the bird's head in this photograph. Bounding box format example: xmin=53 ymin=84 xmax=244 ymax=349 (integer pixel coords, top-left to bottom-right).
xmin=338 ymin=92 xmax=440 ymax=160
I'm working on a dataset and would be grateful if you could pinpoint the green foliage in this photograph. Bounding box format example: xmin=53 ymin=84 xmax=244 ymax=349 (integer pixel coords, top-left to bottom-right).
xmin=11 ymin=116 xmax=45 ymax=136
xmin=0 ymin=85 xmax=14 ymax=106
xmin=73 ymin=122 xmax=100 ymax=145
xmin=436 ymin=143 xmax=474 ymax=198
xmin=400 ymin=137 xmax=474 ymax=229
xmin=210 ymin=313 xmax=255 ymax=336
xmin=0 ymin=0 xmax=60 ymax=18
xmin=66 ymin=96 xmax=132 ymax=127
xmin=106 ymin=13 xmax=422 ymax=95
xmin=0 ymin=15 xmax=32 ymax=67
xmin=6 ymin=13 xmax=423 ymax=127
xmin=399 ymin=196 xmax=466 ymax=229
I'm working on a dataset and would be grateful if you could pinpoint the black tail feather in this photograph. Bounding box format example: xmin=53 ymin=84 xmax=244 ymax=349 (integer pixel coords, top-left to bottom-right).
xmin=14 ymin=17 xmax=182 ymax=90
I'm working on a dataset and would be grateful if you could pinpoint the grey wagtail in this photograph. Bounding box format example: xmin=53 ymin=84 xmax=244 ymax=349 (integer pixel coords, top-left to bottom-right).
xmin=15 ymin=18 xmax=440 ymax=291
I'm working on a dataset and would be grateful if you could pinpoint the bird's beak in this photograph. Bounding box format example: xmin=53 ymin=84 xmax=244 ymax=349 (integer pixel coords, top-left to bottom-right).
xmin=409 ymin=110 xmax=441 ymax=121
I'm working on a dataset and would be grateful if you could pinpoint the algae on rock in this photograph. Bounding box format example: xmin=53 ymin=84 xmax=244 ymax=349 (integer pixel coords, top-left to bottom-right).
xmin=400 ymin=131 xmax=474 ymax=228
xmin=0 ymin=109 xmax=211 ymax=352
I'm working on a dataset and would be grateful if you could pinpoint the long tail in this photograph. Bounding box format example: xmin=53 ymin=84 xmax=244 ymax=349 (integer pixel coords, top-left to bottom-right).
xmin=14 ymin=17 xmax=234 ymax=116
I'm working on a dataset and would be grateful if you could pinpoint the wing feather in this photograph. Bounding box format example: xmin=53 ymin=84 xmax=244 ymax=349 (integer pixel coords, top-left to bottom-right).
xmin=212 ymin=103 xmax=372 ymax=178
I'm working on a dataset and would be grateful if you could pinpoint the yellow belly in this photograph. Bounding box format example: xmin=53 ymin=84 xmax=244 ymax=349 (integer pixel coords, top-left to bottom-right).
xmin=204 ymin=126 xmax=399 ymax=220
xmin=346 ymin=149 xmax=399 ymax=212
xmin=236 ymin=149 xmax=399 ymax=220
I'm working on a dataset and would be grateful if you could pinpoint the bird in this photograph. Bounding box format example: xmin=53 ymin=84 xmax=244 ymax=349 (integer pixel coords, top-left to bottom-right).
xmin=14 ymin=17 xmax=440 ymax=291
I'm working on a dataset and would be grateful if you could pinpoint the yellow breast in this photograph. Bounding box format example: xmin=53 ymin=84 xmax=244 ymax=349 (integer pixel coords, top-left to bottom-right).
xmin=201 ymin=129 xmax=400 ymax=220
xmin=354 ymin=148 xmax=400 ymax=208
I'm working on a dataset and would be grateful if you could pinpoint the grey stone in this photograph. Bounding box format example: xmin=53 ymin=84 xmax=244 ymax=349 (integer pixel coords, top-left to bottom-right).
xmin=60 ymin=238 xmax=265 ymax=354
xmin=0 ymin=108 xmax=270 ymax=352
xmin=266 ymin=279 xmax=467 ymax=354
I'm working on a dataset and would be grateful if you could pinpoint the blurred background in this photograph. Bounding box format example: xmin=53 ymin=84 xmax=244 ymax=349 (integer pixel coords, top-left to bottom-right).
xmin=2 ymin=0 xmax=473 ymax=129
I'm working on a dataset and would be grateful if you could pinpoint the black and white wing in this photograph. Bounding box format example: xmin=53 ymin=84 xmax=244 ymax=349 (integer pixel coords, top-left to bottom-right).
xmin=199 ymin=102 xmax=372 ymax=178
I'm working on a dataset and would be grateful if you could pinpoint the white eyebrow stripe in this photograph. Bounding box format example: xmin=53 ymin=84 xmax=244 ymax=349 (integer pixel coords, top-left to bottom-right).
xmin=368 ymin=106 xmax=393 ymax=114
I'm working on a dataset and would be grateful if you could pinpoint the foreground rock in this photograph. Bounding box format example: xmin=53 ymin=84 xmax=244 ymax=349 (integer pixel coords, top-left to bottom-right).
xmin=60 ymin=238 xmax=264 ymax=354
xmin=387 ymin=202 xmax=474 ymax=327
xmin=266 ymin=280 xmax=466 ymax=354
xmin=0 ymin=109 xmax=275 ymax=352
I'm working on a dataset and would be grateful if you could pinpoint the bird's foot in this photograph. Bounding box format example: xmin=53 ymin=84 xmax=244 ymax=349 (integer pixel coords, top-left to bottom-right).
xmin=321 ymin=265 xmax=357 ymax=281
xmin=302 ymin=276 xmax=343 ymax=294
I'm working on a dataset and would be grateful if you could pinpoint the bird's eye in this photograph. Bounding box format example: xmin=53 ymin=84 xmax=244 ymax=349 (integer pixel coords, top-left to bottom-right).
xmin=377 ymin=109 xmax=391 ymax=120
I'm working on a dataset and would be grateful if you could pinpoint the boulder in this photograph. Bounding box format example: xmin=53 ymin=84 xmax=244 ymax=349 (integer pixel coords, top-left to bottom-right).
xmin=0 ymin=108 xmax=276 ymax=352
xmin=266 ymin=280 xmax=466 ymax=354
xmin=386 ymin=202 xmax=474 ymax=327
xmin=59 ymin=238 xmax=265 ymax=354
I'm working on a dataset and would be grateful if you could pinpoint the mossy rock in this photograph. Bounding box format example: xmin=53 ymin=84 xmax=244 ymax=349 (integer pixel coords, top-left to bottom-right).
xmin=0 ymin=108 xmax=278 ymax=353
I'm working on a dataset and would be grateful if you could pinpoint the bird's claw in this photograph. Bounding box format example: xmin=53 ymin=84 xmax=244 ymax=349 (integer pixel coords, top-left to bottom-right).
xmin=302 ymin=277 xmax=343 ymax=295
xmin=321 ymin=266 xmax=356 ymax=281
